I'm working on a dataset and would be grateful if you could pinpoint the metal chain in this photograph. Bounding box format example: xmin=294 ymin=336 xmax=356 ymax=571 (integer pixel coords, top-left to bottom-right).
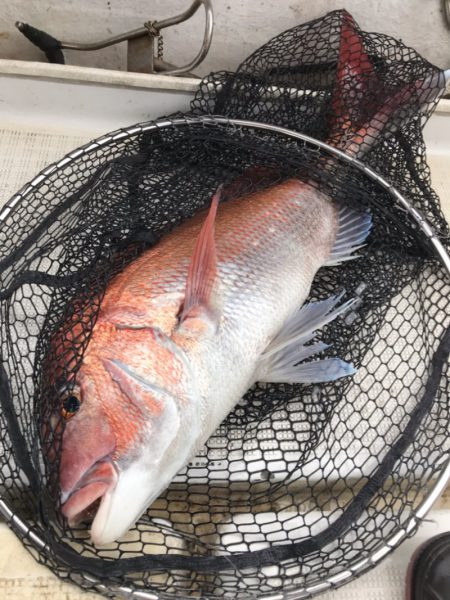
xmin=144 ymin=20 xmax=164 ymax=61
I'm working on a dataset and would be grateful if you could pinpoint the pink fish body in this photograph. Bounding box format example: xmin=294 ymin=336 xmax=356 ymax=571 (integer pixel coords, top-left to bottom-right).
xmin=59 ymin=179 xmax=369 ymax=545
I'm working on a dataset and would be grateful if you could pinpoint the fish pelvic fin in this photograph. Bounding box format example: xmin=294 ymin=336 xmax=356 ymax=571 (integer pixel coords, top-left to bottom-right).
xmin=324 ymin=204 xmax=372 ymax=266
xmin=180 ymin=187 xmax=221 ymax=324
xmin=256 ymin=294 xmax=356 ymax=385
xmin=328 ymin=11 xmax=447 ymax=159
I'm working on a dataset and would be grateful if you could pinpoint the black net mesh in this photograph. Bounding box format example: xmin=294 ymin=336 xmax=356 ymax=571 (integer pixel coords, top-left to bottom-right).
xmin=0 ymin=9 xmax=449 ymax=599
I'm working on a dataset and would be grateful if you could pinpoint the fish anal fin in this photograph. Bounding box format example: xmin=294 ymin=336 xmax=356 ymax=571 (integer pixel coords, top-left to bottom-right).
xmin=180 ymin=188 xmax=221 ymax=324
xmin=257 ymin=295 xmax=356 ymax=385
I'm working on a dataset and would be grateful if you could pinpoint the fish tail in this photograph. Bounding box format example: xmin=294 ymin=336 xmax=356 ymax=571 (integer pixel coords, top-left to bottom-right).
xmin=225 ymin=13 xmax=448 ymax=195
xmin=327 ymin=10 xmax=448 ymax=159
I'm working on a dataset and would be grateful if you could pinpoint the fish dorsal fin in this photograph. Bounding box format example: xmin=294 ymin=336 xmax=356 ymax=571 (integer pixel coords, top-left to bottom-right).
xmin=324 ymin=205 xmax=372 ymax=267
xmin=180 ymin=188 xmax=221 ymax=324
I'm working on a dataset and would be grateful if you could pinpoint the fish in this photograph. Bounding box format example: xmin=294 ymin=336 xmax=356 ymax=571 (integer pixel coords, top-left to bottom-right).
xmin=58 ymin=181 xmax=369 ymax=543
xmin=50 ymin=13 xmax=446 ymax=546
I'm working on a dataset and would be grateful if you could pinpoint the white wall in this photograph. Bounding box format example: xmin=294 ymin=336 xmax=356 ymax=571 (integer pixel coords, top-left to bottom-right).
xmin=1 ymin=0 xmax=449 ymax=75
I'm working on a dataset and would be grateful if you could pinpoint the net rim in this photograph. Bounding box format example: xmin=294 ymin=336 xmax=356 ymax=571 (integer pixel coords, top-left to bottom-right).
xmin=0 ymin=114 xmax=449 ymax=599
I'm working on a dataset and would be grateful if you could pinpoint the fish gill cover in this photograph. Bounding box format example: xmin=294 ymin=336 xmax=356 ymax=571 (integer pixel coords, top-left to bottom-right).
xmin=0 ymin=8 xmax=449 ymax=599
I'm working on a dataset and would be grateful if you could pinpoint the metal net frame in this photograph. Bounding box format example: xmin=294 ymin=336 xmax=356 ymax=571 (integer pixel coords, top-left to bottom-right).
xmin=0 ymin=9 xmax=449 ymax=600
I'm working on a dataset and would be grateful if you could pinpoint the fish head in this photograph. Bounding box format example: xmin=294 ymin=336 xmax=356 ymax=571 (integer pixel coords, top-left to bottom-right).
xmin=57 ymin=323 xmax=196 ymax=545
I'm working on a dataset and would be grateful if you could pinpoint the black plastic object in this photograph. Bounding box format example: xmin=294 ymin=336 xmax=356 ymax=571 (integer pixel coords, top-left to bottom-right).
xmin=15 ymin=21 xmax=64 ymax=64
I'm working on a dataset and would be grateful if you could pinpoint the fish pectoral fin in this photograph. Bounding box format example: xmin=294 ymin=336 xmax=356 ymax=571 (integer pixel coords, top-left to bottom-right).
xmin=324 ymin=205 xmax=372 ymax=267
xmin=256 ymin=294 xmax=356 ymax=384
xmin=179 ymin=187 xmax=222 ymax=324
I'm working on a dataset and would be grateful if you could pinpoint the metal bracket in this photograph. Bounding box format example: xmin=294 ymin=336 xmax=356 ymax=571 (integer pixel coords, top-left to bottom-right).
xmin=16 ymin=0 xmax=213 ymax=77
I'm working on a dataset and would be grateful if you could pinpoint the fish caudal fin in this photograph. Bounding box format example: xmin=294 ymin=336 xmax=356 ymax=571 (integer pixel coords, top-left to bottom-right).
xmin=256 ymin=294 xmax=356 ymax=385
xmin=327 ymin=10 xmax=376 ymax=151
xmin=328 ymin=11 xmax=448 ymax=159
xmin=324 ymin=204 xmax=372 ymax=266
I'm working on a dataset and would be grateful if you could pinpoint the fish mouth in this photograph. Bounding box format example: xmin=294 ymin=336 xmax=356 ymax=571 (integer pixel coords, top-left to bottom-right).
xmin=61 ymin=459 xmax=118 ymax=527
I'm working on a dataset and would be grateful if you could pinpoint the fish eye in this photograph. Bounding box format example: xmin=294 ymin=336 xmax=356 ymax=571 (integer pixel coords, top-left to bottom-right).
xmin=60 ymin=386 xmax=81 ymax=420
